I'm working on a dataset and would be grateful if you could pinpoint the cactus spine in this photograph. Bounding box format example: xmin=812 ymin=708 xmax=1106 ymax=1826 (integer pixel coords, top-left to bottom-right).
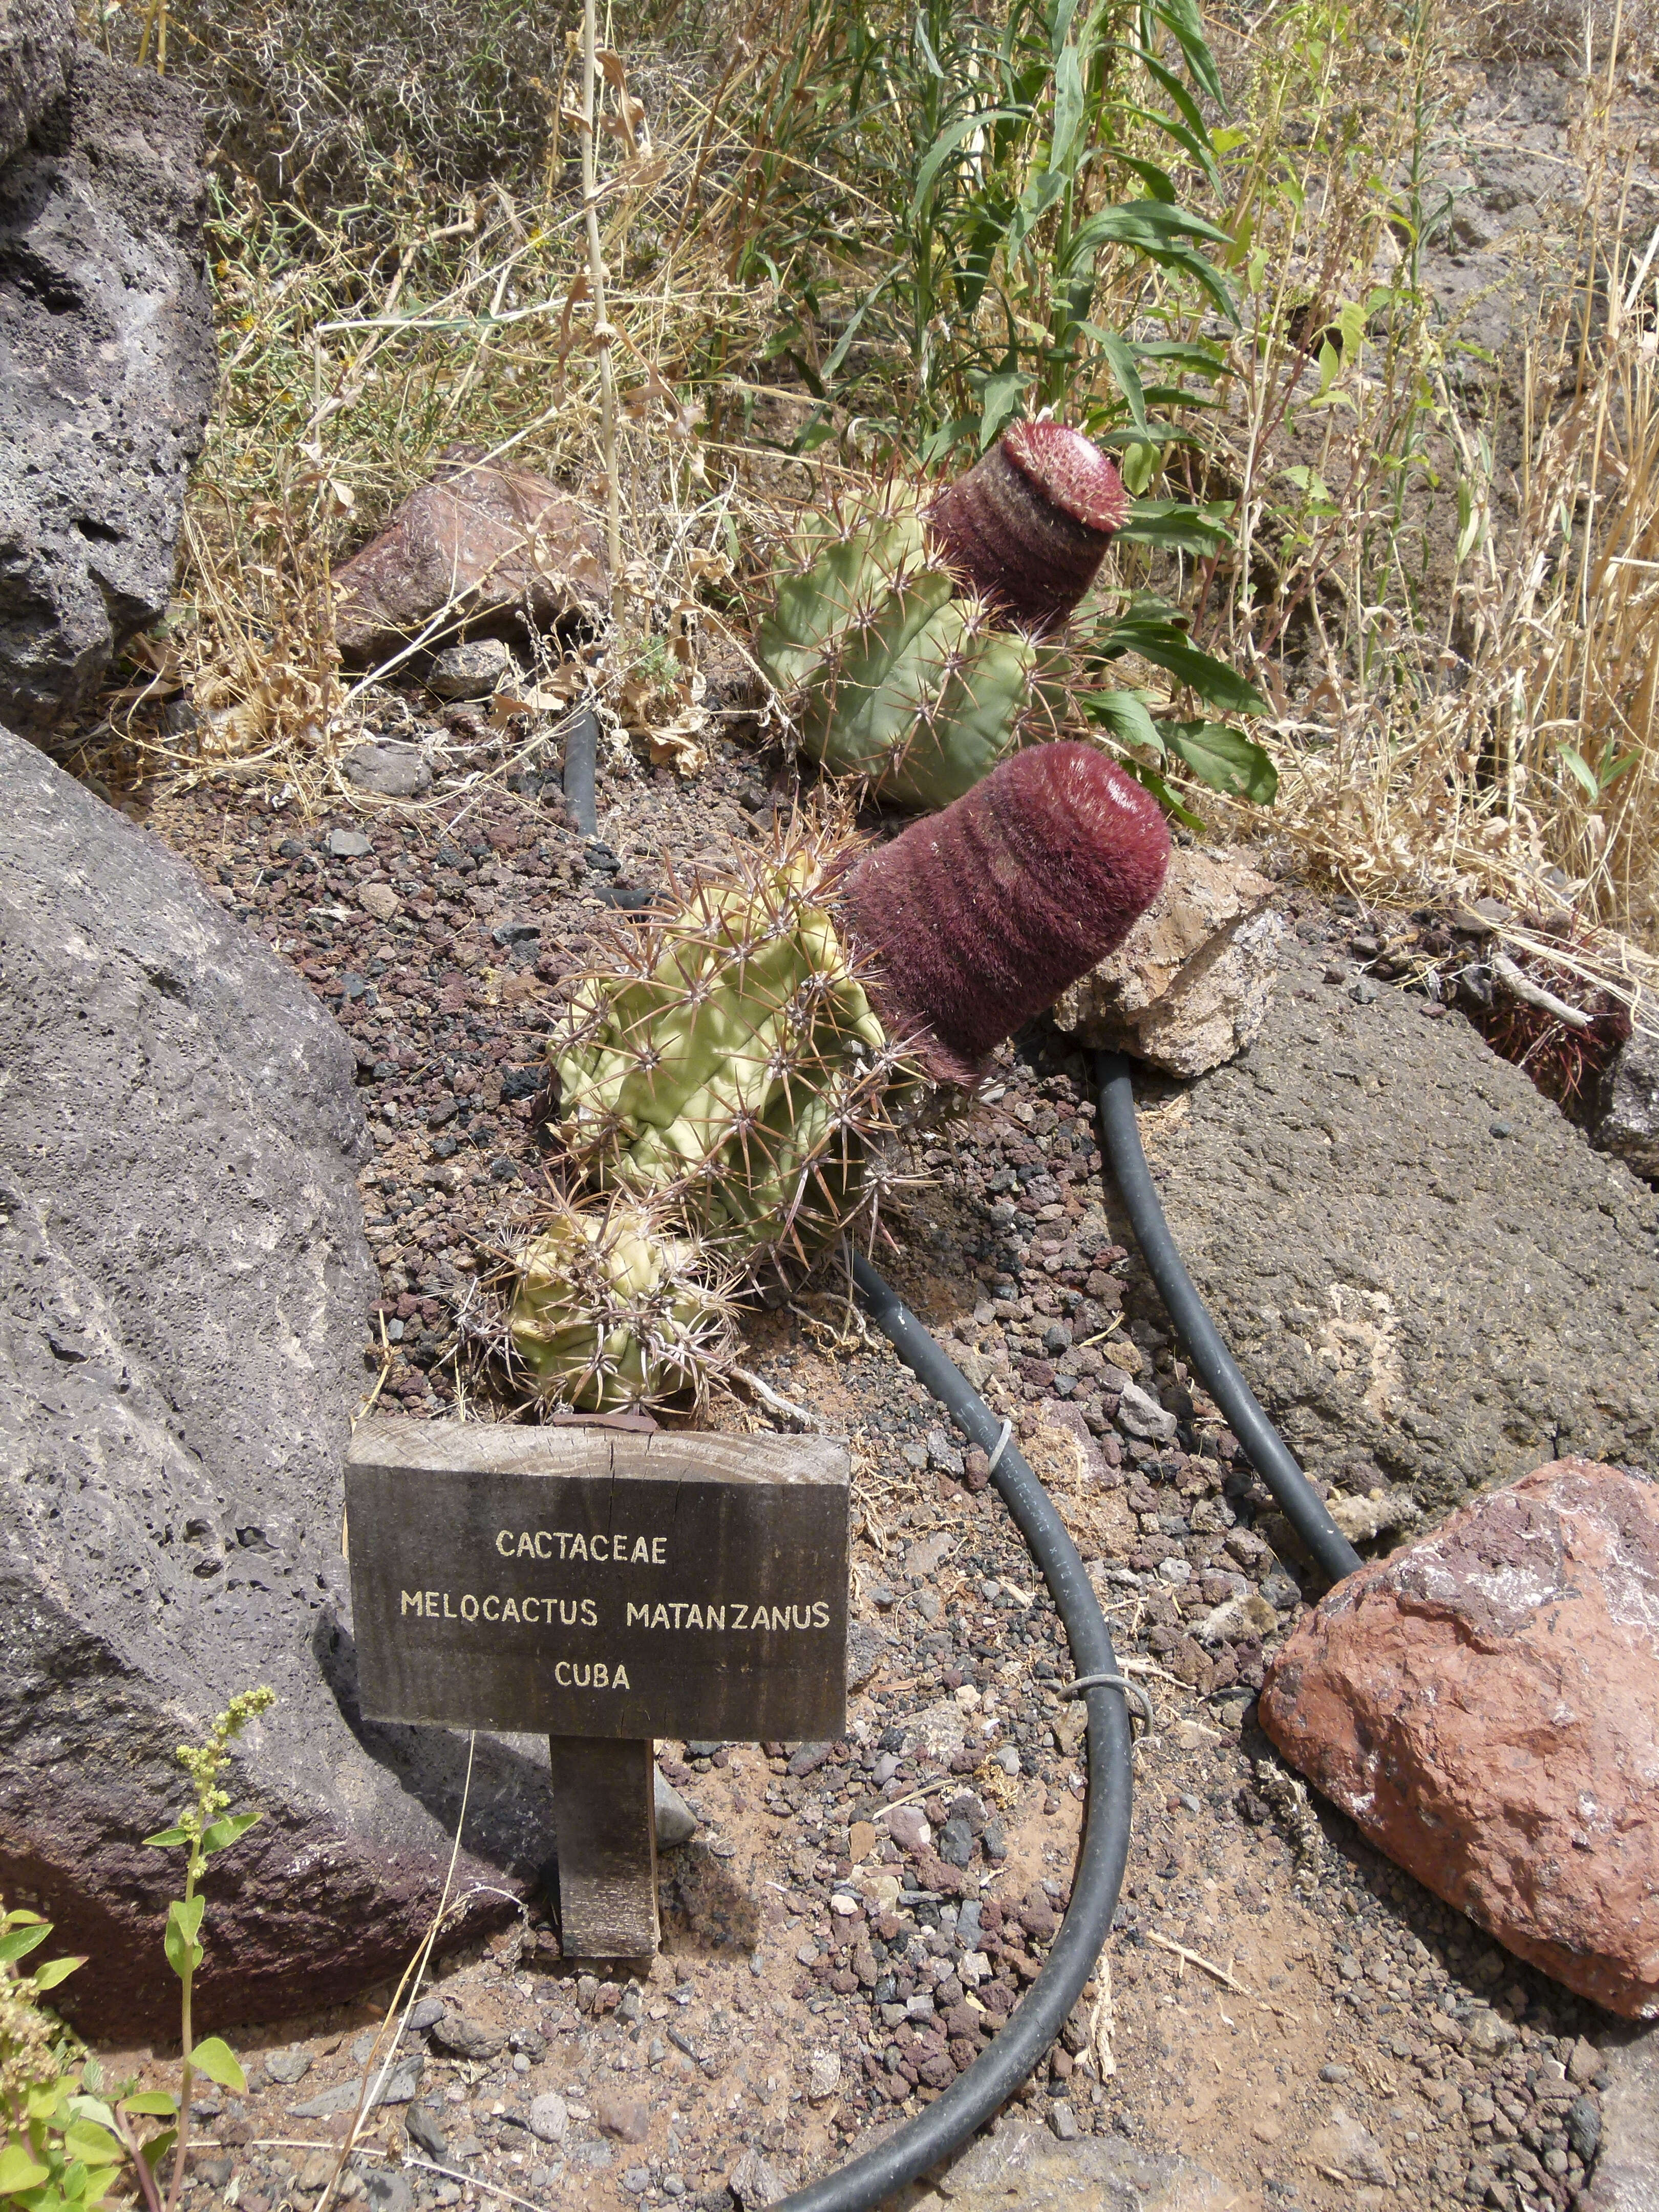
xmin=757 ymin=424 xmax=1129 ymax=812
xmin=552 ymin=824 xmax=920 ymax=1267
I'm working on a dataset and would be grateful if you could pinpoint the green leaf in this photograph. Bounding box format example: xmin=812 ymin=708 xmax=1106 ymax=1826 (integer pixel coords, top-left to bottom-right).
xmin=1557 ymin=742 xmax=1601 ymax=800
xmin=1598 ymin=750 xmax=1639 ymax=791
xmin=973 ymin=368 xmax=1028 ymax=451
xmin=1066 ymin=197 xmax=1232 ymax=261
xmin=1091 ymin=329 xmax=1147 ymax=435
xmin=141 ymin=1826 xmax=191 ymax=1849
xmin=0 ymin=1924 xmax=50 ymax=1967
xmin=140 ymin=2129 xmax=177 ymax=2171
xmin=1115 ymin=627 xmax=1267 ymax=716
xmin=1148 ymin=0 xmax=1225 ymax=105
xmin=197 ymin=1811 xmax=260 ymax=1858
xmin=1112 ymin=154 xmax=1179 ymax=203
xmin=1455 ymin=478 xmax=1482 ymax=564
xmin=1083 ymin=688 xmax=1165 ymax=754
xmin=1050 ymin=38 xmax=1086 ymax=175
xmin=61 ymin=2122 xmax=121 ymax=2166
xmin=164 ymin=1896 xmax=204 ymax=1982
xmin=1166 ymin=720 xmax=1279 ymax=802
xmin=1 ymin=1911 xmax=48 ymax=1930
xmin=910 ymin=108 xmax=1023 ymax=219
xmin=31 ymin=1956 xmax=84 ymax=1992
xmin=0 ymin=2143 xmax=50 ymax=2195
xmin=186 ymin=2039 xmax=246 ymax=2093
xmin=1118 ymin=757 xmax=1208 ymax=832
xmin=119 ymin=2094 xmax=179 ymax=2119
xmin=1115 ymin=499 xmax=1232 ymax=555
xmin=1132 ymin=338 xmax=1229 ymax=378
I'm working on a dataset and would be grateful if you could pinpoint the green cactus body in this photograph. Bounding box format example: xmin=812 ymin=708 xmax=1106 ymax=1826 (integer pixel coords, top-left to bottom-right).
xmin=507 ymin=1198 xmax=736 ymax=1412
xmin=553 ymin=843 xmax=918 ymax=1263
xmin=757 ymin=505 xmax=1066 ymax=812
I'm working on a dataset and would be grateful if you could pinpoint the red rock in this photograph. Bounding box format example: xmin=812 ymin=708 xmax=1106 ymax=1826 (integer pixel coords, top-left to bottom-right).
xmin=331 ymin=456 xmax=606 ymax=663
xmin=1261 ymin=1458 xmax=1659 ymax=2016
xmin=593 ymin=2090 xmax=650 ymax=2143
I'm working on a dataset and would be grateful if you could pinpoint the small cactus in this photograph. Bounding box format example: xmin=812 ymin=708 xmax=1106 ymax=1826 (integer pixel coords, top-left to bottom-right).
xmin=756 ymin=426 xmax=1127 ymax=812
xmin=506 ymin=1193 xmax=740 ymax=1413
xmin=551 ymin=824 xmax=920 ymax=1266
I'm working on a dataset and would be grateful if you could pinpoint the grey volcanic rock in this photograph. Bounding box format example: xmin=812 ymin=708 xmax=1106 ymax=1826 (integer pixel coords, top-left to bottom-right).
xmin=1599 ymin=1025 xmax=1659 ymax=1184
xmin=0 ymin=50 xmax=216 ymax=730
xmin=909 ymin=2120 xmax=1228 ymax=2209
xmin=0 ymin=733 xmax=547 ymax=2036
xmin=1111 ymin=937 xmax=1659 ymax=1514
xmin=0 ymin=0 xmax=73 ymax=165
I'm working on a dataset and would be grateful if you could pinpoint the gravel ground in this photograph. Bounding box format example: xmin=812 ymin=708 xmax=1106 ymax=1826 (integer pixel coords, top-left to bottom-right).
xmin=136 ymin=725 xmax=1618 ymax=2212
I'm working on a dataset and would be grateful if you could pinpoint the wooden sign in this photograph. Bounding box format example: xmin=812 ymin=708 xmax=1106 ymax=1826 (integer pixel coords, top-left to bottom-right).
xmin=343 ymin=1421 xmax=849 ymax=1958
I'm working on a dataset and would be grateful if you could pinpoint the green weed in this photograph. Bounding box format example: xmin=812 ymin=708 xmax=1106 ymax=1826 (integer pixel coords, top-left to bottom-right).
xmin=0 ymin=1692 xmax=275 ymax=2212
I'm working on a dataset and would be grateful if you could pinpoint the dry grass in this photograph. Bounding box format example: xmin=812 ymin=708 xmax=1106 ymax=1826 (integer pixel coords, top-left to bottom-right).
xmin=81 ymin=36 xmax=790 ymax=805
xmin=1186 ymin=0 xmax=1659 ymax=1012
xmin=79 ymin=0 xmax=1659 ymax=1019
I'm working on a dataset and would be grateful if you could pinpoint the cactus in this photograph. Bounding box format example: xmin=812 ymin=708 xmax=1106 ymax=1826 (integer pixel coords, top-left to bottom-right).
xmin=506 ymin=1194 xmax=740 ymax=1413
xmin=756 ymin=424 xmax=1128 ymax=812
xmin=551 ymin=825 xmax=920 ymax=1267
xmin=511 ymin=745 xmax=1169 ymax=1414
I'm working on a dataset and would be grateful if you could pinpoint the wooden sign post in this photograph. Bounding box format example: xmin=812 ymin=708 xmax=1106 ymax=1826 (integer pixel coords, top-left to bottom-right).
xmin=344 ymin=1421 xmax=849 ymax=1959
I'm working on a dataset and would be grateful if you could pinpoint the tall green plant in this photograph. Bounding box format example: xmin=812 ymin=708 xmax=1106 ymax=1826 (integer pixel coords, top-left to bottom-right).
xmin=721 ymin=0 xmax=1279 ymax=806
xmin=730 ymin=0 xmax=1236 ymax=462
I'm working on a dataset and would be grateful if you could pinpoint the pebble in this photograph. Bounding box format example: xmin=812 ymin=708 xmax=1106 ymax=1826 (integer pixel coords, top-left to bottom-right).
xmin=887 ymin=1806 xmax=931 ymax=1852
xmin=344 ymin=739 xmax=432 ymax=797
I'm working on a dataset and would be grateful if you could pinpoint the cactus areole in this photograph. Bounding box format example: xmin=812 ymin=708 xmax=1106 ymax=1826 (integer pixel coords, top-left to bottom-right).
xmin=842 ymin=742 xmax=1171 ymax=1088
xmin=928 ymin=421 xmax=1130 ymax=634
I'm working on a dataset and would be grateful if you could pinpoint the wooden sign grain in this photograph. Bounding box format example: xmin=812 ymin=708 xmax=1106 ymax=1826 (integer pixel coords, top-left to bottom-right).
xmin=344 ymin=1421 xmax=850 ymax=1745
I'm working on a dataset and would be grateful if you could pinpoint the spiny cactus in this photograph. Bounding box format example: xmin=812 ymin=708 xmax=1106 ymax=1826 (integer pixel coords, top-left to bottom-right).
xmin=512 ymin=748 xmax=1168 ymax=1413
xmin=505 ymin=1193 xmax=740 ymax=1413
xmin=551 ymin=824 xmax=921 ymax=1267
xmin=756 ymin=424 xmax=1128 ymax=813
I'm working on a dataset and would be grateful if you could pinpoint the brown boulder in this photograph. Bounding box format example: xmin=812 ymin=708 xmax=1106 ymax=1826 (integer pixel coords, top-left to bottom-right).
xmin=331 ymin=457 xmax=606 ymax=664
xmin=1051 ymin=846 xmax=1284 ymax=1077
xmin=1261 ymin=1458 xmax=1659 ymax=2016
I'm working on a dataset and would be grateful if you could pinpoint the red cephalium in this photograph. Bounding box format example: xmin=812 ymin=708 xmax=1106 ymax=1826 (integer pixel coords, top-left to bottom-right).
xmin=927 ymin=422 xmax=1130 ymax=635
xmin=841 ymin=742 xmax=1170 ymax=1087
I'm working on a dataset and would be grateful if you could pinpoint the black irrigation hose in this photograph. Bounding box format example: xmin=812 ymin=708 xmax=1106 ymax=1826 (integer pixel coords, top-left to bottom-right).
xmin=563 ymin=705 xmax=600 ymax=841
xmin=776 ymin=1253 xmax=1135 ymax=2212
xmin=1094 ymin=1051 xmax=1363 ymax=1585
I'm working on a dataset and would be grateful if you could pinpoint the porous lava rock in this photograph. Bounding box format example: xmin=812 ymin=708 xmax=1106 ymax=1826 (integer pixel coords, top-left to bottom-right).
xmin=908 ymin=2119 xmax=1229 ymax=2210
xmin=0 ymin=0 xmax=73 ymax=165
xmin=0 ymin=49 xmax=216 ymax=730
xmin=331 ymin=458 xmax=607 ymax=664
xmin=1113 ymin=933 xmax=1659 ymax=1511
xmin=0 ymin=733 xmax=542 ymax=2036
xmin=1261 ymin=1458 xmax=1659 ymax=2016
xmin=1598 ymin=1024 xmax=1659 ymax=1184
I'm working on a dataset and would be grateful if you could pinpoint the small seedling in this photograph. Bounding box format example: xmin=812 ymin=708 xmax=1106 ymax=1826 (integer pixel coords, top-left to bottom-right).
xmin=138 ymin=1687 xmax=276 ymax=2212
xmin=0 ymin=1690 xmax=273 ymax=2211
